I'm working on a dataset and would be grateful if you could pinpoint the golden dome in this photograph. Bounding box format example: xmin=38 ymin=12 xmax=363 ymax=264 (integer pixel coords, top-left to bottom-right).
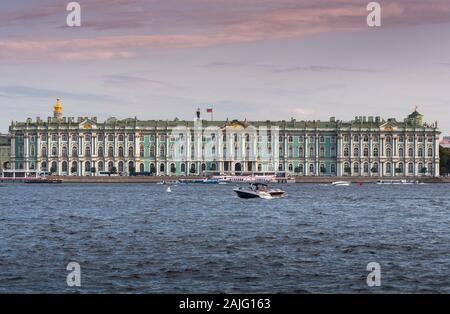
xmin=54 ymin=98 xmax=62 ymax=114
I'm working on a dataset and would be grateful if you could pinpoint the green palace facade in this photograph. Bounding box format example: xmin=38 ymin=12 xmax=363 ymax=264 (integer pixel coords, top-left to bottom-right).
xmin=7 ymin=100 xmax=441 ymax=177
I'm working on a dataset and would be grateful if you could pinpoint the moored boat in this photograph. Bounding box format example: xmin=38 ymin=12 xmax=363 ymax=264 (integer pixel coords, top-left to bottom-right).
xmin=332 ymin=181 xmax=351 ymax=186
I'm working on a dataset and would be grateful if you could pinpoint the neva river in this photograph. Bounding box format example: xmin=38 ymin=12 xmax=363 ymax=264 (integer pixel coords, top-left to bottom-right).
xmin=0 ymin=183 xmax=449 ymax=293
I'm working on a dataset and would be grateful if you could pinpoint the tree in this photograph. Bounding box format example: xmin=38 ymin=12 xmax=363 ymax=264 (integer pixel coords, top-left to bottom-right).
xmin=129 ymin=166 xmax=136 ymax=175
xmin=320 ymin=166 xmax=327 ymax=175
xmin=344 ymin=166 xmax=351 ymax=174
xmin=90 ymin=167 xmax=96 ymax=175
xmin=294 ymin=166 xmax=301 ymax=173
xmin=111 ymin=166 xmax=117 ymax=174
xmin=371 ymin=167 xmax=378 ymax=174
xmin=395 ymin=168 xmax=402 ymax=174
xmin=70 ymin=167 xmax=77 ymax=175
xmin=50 ymin=165 xmax=57 ymax=174
xmin=439 ymin=146 xmax=450 ymax=175
xmin=420 ymin=167 xmax=427 ymax=175
xmin=150 ymin=164 xmax=156 ymax=175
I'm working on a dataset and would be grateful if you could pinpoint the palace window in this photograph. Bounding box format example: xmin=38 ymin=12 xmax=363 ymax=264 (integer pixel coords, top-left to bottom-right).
xmin=373 ymin=147 xmax=379 ymax=157
xmin=118 ymin=161 xmax=124 ymax=172
xmin=344 ymin=147 xmax=349 ymax=157
xmin=234 ymin=134 xmax=238 ymax=142
xmin=62 ymin=146 xmax=68 ymax=157
xmin=85 ymin=161 xmax=91 ymax=172
xmin=363 ymin=147 xmax=369 ymax=157
xmin=418 ymin=148 xmax=423 ymax=157
xmin=320 ymin=146 xmax=325 ymax=158
xmin=62 ymin=134 xmax=67 ymax=141
xmin=418 ymin=137 xmax=423 ymax=143
xmin=353 ymin=147 xmax=359 ymax=157
xmin=160 ymin=135 xmax=166 ymax=142
xmin=428 ymin=148 xmax=433 ymax=157
xmin=140 ymin=145 xmax=144 ymax=157
xmin=363 ymin=135 xmax=369 ymax=142
xmin=171 ymin=163 xmax=176 ymax=174
xmin=62 ymin=161 xmax=68 ymax=172
xmin=386 ymin=148 xmax=392 ymax=158
xmin=72 ymin=134 xmax=78 ymax=142
xmin=428 ymin=137 xmax=433 ymax=143
xmin=41 ymin=134 xmax=47 ymax=141
xmin=428 ymin=163 xmax=433 ymax=174
xmin=372 ymin=162 xmax=379 ymax=172
xmin=211 ymin=146 xmax=216 ymax=155
xmin=408 ymin=136 xmax=413 ymax=143
xmin=211 ymin=133 xmax=216 ymax=142
xmin=119 ymin=146 xmax=124 ymax=157
xmin=399 ymin=148 xmax=404 ymax=157
xmin=320 ymin=136 xmax=324 ymax=143
xmin=373 ymin=135 xmax=379 ymax=142
xmin=309 ymin=147 xmax=314 ymax=157
xmin=309 ymin=164 xmax=314 ymax=174
xmin=118 ymin=134 xmax=124 ymax=142
xmin=386 ymin=163 xmax=392 ymax=174
xmin=160 ymin=145 xmax=165 ymax=156
xmin=353 ymin=135 xmax=359 ymax=142
xmin=245 ymin=134 xmax=250 ymax=142
xmin=108 ymin=146 xmax=114 ymax=157
xmin=408 ymin=162 xmax=414 ymax=174
xmin=85 ymin=134 xmax=91 ymax=141
xmin=278 ymin=163 xmax=283 ymax=171
xmin=344 ymin=135 xmax=349 ymax=142
xmin=149 ymin=145 xmax=155 ymax=157
xmin=398 ymin=162 xmax=404 ymax=173
xmin=98 ymin=161 xmax=104 ymax=172
xmin=98 ymin=146 xmax=104 ymax=157
xmin=288 ymin=164 xmax=293 ymax=172
xmin=85 ymin=146 xmax=91 ymax=157
xmin=108 ymin=161 xmax=114 ymax=172
xmin=279 ymin=136 xmax=283 ymax=143
xmin=30 ymin=146 xmax=35 ymax=156
xmin=41 ymin=161 xmax=47 ymax=171
xmin=98 ymin=134 xmax=104 ymax=142
xmin=408 ymin=148 xmax=413 ymax=157
xmin=288 ymin=136 xmax=293 ymax=143
xmin=353 ymin=162 xmax=360 ymax=174
xmin=128 ymin=146 xmax=134 ymax=157
xmin=52 ymin=134 xmax=57 ymax=142
xmin=72 ymin=146 xmax=78 ymax=157
xmin=399 ymin=136 xmax=404 ymax=143
xmin=298 ymin=146 xmax=304 ymax=157
xmin=288 ymin=145 xmax=293 ymax=158
xmin=331 ymin=164 xmax=336 ymax=173
xmin=129 ymin=134 xmax=134 ymax=142
xmin=364 ymin=162 xmax=369 ymax=173
xmin=385 ymin=136 xmax=392 ymax=144
xmin=108 ymin=134 xmax=114 ymax=142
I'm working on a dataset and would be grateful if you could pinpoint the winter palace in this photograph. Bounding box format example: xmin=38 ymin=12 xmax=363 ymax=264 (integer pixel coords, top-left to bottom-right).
xmin=7 ymin=99 xmax=441 ymax=177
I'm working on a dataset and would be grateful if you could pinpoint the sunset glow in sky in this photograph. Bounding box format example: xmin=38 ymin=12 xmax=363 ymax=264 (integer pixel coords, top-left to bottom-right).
xmin=1 ymin=0 xmax=450 ymax=134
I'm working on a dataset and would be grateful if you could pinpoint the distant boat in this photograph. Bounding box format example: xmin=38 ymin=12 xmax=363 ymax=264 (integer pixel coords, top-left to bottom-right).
xmin=332 ymin=181 xmax=351 ymax=186
xmin=376 ymin=179 xmax=415 ymax=185
xmin=166 ymin=186 xmax=171 ymax=193
xmin=233 ymin=183 xmax=286 ymax=199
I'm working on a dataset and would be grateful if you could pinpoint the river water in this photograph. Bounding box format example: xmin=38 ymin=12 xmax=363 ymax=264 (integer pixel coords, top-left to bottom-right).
xmin=0 ymin=183 xmax=449 ymax=293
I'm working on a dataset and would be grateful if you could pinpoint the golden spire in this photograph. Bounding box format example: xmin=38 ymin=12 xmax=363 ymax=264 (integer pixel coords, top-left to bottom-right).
xmin=54 ymin=98 xmax=63 ymax=120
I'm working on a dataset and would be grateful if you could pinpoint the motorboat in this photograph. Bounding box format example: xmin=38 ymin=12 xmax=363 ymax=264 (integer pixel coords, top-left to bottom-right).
xmin=376 ymin=179 xmax=415 ymax=185
xmin=233 ymin=183 xmax=286 ymax=199
xmin=332 ymin=181 xmax=351 ymax=186
xmin=166 ymin=186 xmax=172 ymax=193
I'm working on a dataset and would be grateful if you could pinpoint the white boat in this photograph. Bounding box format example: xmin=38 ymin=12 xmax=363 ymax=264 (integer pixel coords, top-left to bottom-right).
xmin=213 ymin=175 xmax=277 ymax=183
xmin=332 ymin=181 xmax=351 ymax=186
xmin=233 ymin=183 xmax=286 ymax=199
xmin=166 ymin=186 xmax=171 ymax=193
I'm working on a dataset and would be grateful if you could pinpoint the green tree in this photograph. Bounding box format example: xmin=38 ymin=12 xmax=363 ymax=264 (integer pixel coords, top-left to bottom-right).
xmin=111 ymin=167 xmax=117 ymax=174
xmin=439 ymin=146 xmax=450 ymax=175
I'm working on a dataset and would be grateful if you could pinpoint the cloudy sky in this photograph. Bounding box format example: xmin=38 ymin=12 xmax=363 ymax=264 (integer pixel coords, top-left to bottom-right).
xmin=1 ymin=0 xmax=449 ymax=134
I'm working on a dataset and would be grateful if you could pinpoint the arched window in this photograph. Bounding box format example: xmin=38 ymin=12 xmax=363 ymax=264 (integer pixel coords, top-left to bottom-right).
xmin=85 ymin=146 xmax=91 ymax=157
xmin=98 ymin=161 xmax=104 ymax=172
xmin=298 ymin=146 xmax=304 ymax=157
xmin=288 ymin=164 xmax=293 ymax=172
xmin=353 ymin=135 xmax=359 ymax=142
xmin=85 ymin=161 xmax=91 ymax=172
xmin=309 ymin=163 xmax=314 ymax=174
xmin=118 ymin=146 xmax=124 ymax=157
xmin=50 ymin=161 xmax=57 ymax=173
xmin=408 ymin=148 xmax=413 ymax=157
xmin=288 ymin=145 xmax=293 ymax=158
xmin=363 ymin=135 xmax=369 ymax=142
xmin=108 ymin=161 xmax=114 ymax=172
xmin=71 ymin=161 xmax=78 ymax=173
xmin=353 ymin=162 xmax=360 ymax=174
xmin=372 ymin=162 xmax=379 ymax=173
xmin=353 ymin=147 xmax=359 ymax=157
xmin=118 ymin=161 xmax=124 ymax=172
xmin=108 ymin=146 xmax=114 ymax=157
xmin=181 ymin=163 xmax=186 ymax=173
xmin=72 ymin=146 xmax=78 ymax=157
xmin=128 ymin=134 xmax=134 ymax=142
xmin=373 ymin=147 xmax=379 ymax=157
xmin=149 ymin=145 xmax=155 ymax=157
xmin=428 ymin=148 xmax=433 ymax=157
xmin=309 ymin=147 xmax=314 ymax=157
xmin=41 ymin=147 xmax=47 ymax=157
xmin=62 ymin=161 xmax=68 ymax=172
xmin=62 ymin=146 xmax=67 ymax=157
xmin=386 ymin=148 xmax=392 ymax=158
xmin=211 ymin=163 xmax=217 ymax=171
xmin=41 ymin=161 xmax=47 ymax=171
xmin=212 ymin=146 xmax=216 ymax=155
xmin=331 ymin=164 xmax=336 ymax=173
xmin=128 ymin=146 xmax=134 ymax=157
xmin=344 ymin=162 xmax=350 ymax=173
xmin=98 ymin=146 xmax=104 ymax=157
xmin=108 ymin=134 xmax=114 ymax=142
xmin=428 ymin=162 xmax=433 ymax=174
xmin=386 ymin=162 xmax=392 ymax=174
xmin=399 ymin=148 xmax=404 ymax=157
xmin=320 ymin=146 xmax=325 ymax=157
xmin=363 ymin=147 xmax=369 ymax=157
xmin=418 ymin=148 xmax=423 ymax=157
xmin=98 ymin=134 xmax=104 ymax=142
xmin=160 ymin=163 xmax=165 ymax=173
xmin=398 ymin=162 xmax=404 ymax=173
xmin=201 ymin=163 xmax=206 ymax=172
xmin=150 ymin=163 xmax=156 ymax=174
xmin=386 ymin=136 xmax=392 ymax=144
xmin=160 ymin=145 xmax=165 ymax=157
xmin=118 ymin=134 xmax=124 ymax=142
xmin=128 ymin=161 xmax=134 ymax=173
xmin=140 ymin=145 xmax=144 ymax=157
xmin=140 ymin=163 xmax=144 ymax=173
xmin=408 ymin=162 xmax=414 ymax=174
xmin=51 ymin=146 xmax=57 ymax=156
xmin=170 ymin=163 xmax=176 ymax=173
xmin=278 ymin=163 xmax=283 ymax=171
xmin=344 ymin=147 xmax=349 ymax=157
xmin=363 ymin=162 xmax=369 ymax=173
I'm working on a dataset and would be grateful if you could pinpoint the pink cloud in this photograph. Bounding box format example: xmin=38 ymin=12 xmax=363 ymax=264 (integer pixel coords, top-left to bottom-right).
xmin=1 ymin=0 xmax=450 ymax=62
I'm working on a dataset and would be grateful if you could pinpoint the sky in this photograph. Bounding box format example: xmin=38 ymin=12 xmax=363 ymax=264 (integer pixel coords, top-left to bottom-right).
xmin=0 ymin=0 xmax=449 ymax=135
